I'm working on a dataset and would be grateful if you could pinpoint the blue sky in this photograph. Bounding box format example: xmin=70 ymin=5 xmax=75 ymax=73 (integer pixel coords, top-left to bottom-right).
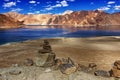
xmin=0 ymin=0 xmax=120 ymax=14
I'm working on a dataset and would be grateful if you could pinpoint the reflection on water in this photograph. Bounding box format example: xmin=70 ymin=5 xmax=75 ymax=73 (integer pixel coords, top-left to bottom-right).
xmin=25 ymin=25 xmax=120 ymax=32
xmin=0 ymin=25 xmax=120 ymax=45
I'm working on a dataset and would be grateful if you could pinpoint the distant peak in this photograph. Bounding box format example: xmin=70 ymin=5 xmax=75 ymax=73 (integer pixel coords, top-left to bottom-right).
xmin=62 ymin=10 xmax=73 ymax=15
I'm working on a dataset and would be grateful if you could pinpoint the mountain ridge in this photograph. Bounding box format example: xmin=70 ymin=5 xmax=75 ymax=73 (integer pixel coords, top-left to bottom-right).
xmin=0 ymin=14 xmax=23 ymax=29
xmin=1 ymin=10 xmax=120 ymax=28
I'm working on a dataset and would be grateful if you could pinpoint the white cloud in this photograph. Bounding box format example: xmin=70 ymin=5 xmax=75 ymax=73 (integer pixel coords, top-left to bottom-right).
xmin=67 ymin=0 xmax=75 ymax=2
xmin=56 ymin=1 xmax=60 ymax=3
xmin=37 ymin=2 xmax=40 ymax=4
xmin=61 ymin=0 xmax=68 ymax=7
xmin=35 ymin=11 xmax=40 ymax=14
xmin=98 ymin=6 xmax=110 ymax=11
xmin=54 ymin=4 xmax=62 ymax=7
xmin=107 ymin=1 xmax=115 ymax=4
xmin=45 ymin=4 xmax=62 ymax=11
xmin=45 ymin=7 xmax=53 ymax=11
xmin=11 ymin=8 xmax=23 ymax=12
xmin=27 ymin=12 xmax=34 ymax=15
xmin=4 ymin=0 xmax=9 ymax=2
xmin=44 ymin=0 xmax=72 ymax=11
xmin=29 ymin=0 xmax=36 ymax=4
xmin=107 ymin=5 xmax=111 ymax=7
xmin=3 ymin=2 xmax=16 ymax=8
xmin=45 ymin=4 xmax=52 ymax=7
xmin=114 ymin=5 xmax=120 ymax=10
xmin=17 ymin=0 xmax=21 ymax=3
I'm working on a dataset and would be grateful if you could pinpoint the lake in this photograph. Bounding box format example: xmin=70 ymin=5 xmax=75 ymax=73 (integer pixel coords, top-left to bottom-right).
xmin=0 ymin=25 xmax=120 ymax=45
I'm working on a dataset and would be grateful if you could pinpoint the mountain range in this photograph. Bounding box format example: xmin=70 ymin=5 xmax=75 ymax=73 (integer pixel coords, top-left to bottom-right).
xmin=0 ymin=10 xmax=120 ymax=29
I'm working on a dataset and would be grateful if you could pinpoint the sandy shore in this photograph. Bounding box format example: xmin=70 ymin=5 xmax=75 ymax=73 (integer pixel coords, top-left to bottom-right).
xmin=0 ymin=36 xmax=120 ymax=70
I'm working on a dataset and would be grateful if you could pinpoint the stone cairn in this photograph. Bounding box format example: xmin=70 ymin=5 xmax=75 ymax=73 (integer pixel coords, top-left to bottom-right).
xmin=34 ymin=40 xmax=77 ymax=74
xmin=110 ymin=60 xmax=120 ymax=78
xmin=35 ymin=40 xmax=56 ymax=67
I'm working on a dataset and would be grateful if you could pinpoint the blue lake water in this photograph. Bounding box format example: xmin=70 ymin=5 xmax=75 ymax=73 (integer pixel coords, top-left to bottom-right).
xmin=0 ymin=25 xmax=120 ymax=45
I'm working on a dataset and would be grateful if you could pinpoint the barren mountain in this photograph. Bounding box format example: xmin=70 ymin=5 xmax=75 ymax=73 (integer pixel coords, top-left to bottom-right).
xmin=3 ymin=10 xmax=120 ymax=27
xmin=0 ymin=14 xmax=23 ymax=29
xmin=49 ymin=10 xmax=120 ymax=26
xmin=4 ymin=12 xmax=54 ymax=25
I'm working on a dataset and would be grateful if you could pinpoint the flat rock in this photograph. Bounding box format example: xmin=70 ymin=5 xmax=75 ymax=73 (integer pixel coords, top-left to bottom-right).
xmin=35 ymin=53 xmax=56 ymax=67
xmin=9 ymin=70 xmax=21 ymax=75
xmin=94 ymin=70 xmax=110 ymax=77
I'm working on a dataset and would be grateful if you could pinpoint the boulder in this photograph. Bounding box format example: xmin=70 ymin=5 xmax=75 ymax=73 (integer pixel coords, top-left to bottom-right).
xmin=35 ymin=52 xmax=56 ymax=67
xmin=114 ymin=60 xmax=120 ymax=70
xmin=59 ymin=57 xmax=77 ymax=75
xmin=110 ymin=60 xmax=120 ymax=77
xmin=94 ymin=70 xmax=110 ymax=77
xmin=110 ymin=66 xmax=120 ymax=78
xmin=60 ymin=64 xmax=77 ymax=75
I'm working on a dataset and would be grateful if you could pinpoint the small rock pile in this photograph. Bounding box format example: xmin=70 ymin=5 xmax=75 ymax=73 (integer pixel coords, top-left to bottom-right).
xmin=35 ymin=40 xmax=77 ymax=75
xmin=110 ymin=60 xmax=120 ymax=78
xmin=35 ymin=40 xmax=56 ymax=67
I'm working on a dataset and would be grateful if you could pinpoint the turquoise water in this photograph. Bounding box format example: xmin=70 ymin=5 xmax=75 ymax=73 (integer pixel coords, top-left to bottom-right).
xmin=0 ymin=26 xmax=120 ymax=45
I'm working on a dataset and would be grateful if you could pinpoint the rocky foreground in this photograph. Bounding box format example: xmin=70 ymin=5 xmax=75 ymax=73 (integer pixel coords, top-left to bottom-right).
xmin=0 ymin=36 xmax=120 ymax=80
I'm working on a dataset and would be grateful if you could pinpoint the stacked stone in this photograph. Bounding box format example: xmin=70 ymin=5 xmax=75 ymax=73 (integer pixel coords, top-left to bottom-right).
xmin=110 ymin=60 xmax=120 ymax=77
xmin=35 ymin=40 xmax=56 ymax=67
xmin=38 ymin=40 xmax=52 ymax=53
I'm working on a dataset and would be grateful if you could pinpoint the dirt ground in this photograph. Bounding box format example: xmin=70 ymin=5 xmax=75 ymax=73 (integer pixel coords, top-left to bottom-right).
xmin=0 ymin=36 xmax=120 ymax=70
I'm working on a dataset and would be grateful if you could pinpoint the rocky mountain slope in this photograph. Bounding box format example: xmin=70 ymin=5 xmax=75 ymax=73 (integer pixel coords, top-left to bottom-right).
xmin=2 ymin=10 xmax=120 ymax=28
xmin=0 ymin=14 xmax=23 ymax=29
xmin=4 ymin=12 xmax=54 ymax=25
xmin=49 ymin=10 xmax=120 ymax=26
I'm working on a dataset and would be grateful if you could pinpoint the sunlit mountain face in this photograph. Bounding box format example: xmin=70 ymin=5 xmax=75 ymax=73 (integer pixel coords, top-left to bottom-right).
xmin=0 ymin=0 xmax=120 ymax=14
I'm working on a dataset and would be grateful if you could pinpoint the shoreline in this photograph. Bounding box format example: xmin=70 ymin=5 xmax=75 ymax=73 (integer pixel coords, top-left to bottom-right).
xmin=0 ymin=24 xmax=120 ymax=29
xmin=0 ymin=36 xmax=120 ymax=46
xmin=0 ymin=36 xmax=120 ymax=69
